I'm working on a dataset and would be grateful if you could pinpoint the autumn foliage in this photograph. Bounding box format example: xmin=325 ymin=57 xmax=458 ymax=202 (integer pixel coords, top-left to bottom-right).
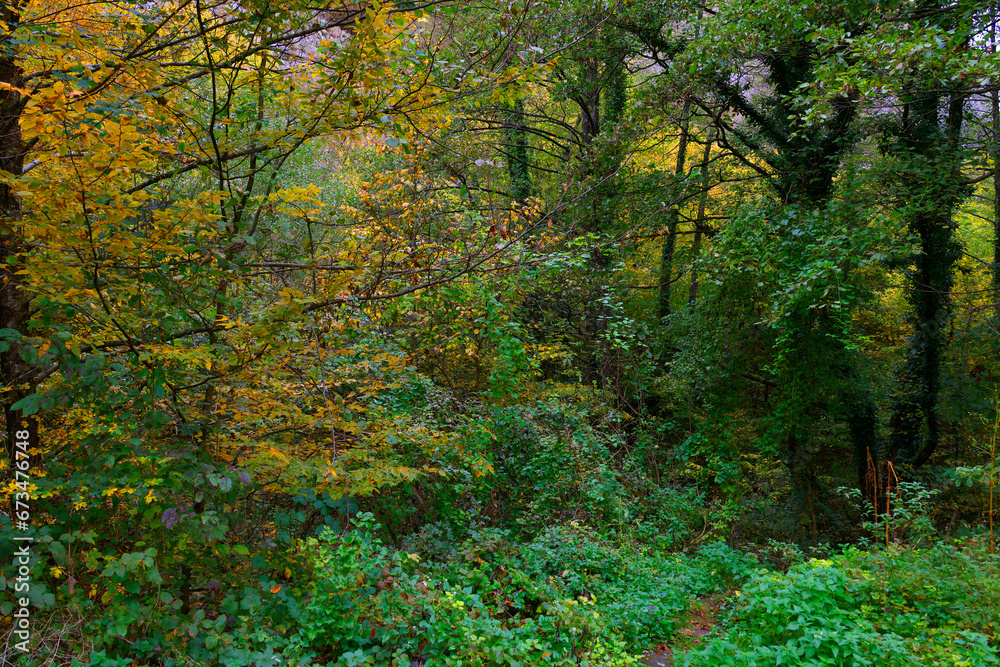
xmin=2 ymin=0 xmax=1000 ymax=664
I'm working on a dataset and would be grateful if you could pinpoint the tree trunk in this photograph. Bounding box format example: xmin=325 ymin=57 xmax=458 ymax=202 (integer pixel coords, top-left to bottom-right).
xmin=688 ymin=127 xmax=714 ymax=306
xmin=888 ymin=88 xmax=966 ymax=467
xmin=504 ymin=97 xmax=531 ymax=203
xmin=0 ymin=2 xmax=37 ymax=472
xmin=657 ymin=211 xmax=678 ymax=321
xmin=658 ymin=102 xmax=690 ymax=320
xmin=993 ymin=8 xmax=1000 ymax=325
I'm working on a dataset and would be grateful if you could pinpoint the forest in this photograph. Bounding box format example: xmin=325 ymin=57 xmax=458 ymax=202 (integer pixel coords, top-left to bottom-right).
xmin=1 ymin=0 xmax=999 ymax=665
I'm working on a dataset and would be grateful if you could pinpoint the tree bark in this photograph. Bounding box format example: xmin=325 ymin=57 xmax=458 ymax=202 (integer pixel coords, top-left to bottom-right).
xmin=888 ymin=87 xmax=966 ymax=467
xmin=992 ymin=8 xmax=1000 ymax=324
xmin=688 ymin=127 xmax=714 ymax=306
xmin=658 ymin=102 xmax=690 ymax=320
xmin=504 ymin=97 xmax=531 ymax=203
xmin=0 ymin=1 xmax=37 ymax=472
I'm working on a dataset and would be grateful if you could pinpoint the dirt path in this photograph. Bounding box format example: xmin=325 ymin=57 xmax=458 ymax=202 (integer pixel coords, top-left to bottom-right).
xmin=640 ymin=593 xmax=727 ymax=666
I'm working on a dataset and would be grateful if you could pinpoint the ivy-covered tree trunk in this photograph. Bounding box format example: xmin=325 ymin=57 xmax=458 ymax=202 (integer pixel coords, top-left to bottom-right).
xmin=503 ymin=97 xmax=531 ymax=203
xmin=888 ymin=88 xmax=967 ymax=467
xmin=761 ymin=54 xmax=878 ymax=510
xmin=0 ymin=1 xmax=37 ymax=471
xmin=711 ymin=36 xmax=879 ymax=517
xmin=575 ymin=56 xmax=629 ymax=388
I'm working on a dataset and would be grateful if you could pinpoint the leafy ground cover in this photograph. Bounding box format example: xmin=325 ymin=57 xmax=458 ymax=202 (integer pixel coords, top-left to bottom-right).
xmin=74 ymin=520 xmax=997 ymax=667
xmin=271 ymin=518 xmax=756 ymax=667
xmin=677 ymin=542 xmax=1000 ymax=667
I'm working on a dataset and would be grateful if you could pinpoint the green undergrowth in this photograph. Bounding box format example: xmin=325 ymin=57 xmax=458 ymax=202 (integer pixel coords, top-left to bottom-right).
xmin=274 ymin=516 xmax=756 ymax=667
xmin=43 ymin=507 xmax=1000 ymax=667
xmin=678 ymin=542 xmax=1000 ymax=667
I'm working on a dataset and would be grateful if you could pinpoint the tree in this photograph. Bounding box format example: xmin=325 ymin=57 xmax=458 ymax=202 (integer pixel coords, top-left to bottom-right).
xmin=0 ymin=0 xmax=542 ymax=656
xmin=630 ymin=0 xmax=884 ymax=532
xmin=801 ymin=0 xmax=1000 ymax=470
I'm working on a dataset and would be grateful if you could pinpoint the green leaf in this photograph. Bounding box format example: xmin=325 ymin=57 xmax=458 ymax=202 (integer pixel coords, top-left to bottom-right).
xmin=11 ymin=393 xmax=41 ymax=416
